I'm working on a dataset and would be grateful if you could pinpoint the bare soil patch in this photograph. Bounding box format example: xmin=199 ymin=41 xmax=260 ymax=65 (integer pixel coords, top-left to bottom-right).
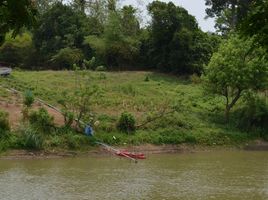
xmin=0 ymin=91 xmax=64 ymax=128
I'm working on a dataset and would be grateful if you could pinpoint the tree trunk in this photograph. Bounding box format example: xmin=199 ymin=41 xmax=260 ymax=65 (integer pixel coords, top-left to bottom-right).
xmin=225 ymin=105 xmax=231 ymax=123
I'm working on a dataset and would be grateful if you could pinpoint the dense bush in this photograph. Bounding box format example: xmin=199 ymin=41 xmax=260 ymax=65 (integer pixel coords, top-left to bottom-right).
xmin=117 ymin=112 xmax=136 ymax=134
xmin=0 ymin=110 xmax=10 ymax=135
xmin=29 ymin=108 xmax=54 ymax=133
xmin=23 ymin=90 xmax=34 ymax=107
xmin=33 ymin=2 xmax=90 ymax=65
xmin=238 ymin=96 xmax=268 ymax=132
xmin=50 ymin=47 xmax=84 ymax=69
xmin=0 ymin=32 xmax=34 ymax=67
xmin=20 ymin=127 xmax=44 ymax=150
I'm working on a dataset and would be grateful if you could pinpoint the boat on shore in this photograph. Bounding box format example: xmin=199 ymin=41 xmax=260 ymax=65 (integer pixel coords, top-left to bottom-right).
xmin=116 ymin=150 xmax=146 ymax=159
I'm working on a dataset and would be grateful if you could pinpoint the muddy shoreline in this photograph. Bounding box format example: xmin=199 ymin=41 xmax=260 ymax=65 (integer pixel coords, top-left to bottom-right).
xmin=1 ymin=141 xmax=267 ymax=160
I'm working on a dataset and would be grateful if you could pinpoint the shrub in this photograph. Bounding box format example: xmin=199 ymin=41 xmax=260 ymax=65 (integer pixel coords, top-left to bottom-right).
xmin=95 ymin=65 xmax=106 ymax=71
xmin=117 ymin=112 xmax=136 ymax=134
xmin=83 ymin=57 xmax=97 ymax=70
xmin=50 ymin=47 xmax=84 ymax=69
xmin=21 ymin=128 xmax=44 ymax=150
xmin=29 ymin=108 xmax=54 ymax=133
xmin=0 ymin=32 xmax=33 ymax=67
xmin=23 ymin=90 xmax=35 ymax=107
xmin=0 ymin=110 xmax=10 ymax=135
xmin=144 ymin=76 xmax=150 ymax=82
xmin=238 ymin=96 xmax=268 ymax=132
xmin=190 ymin=73 xmax=201 ymax=84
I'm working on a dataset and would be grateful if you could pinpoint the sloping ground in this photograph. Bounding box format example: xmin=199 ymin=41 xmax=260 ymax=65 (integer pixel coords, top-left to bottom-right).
xmin=0 ymin=70 xmax=255 ymax=146
xmin=0 ymin=87 xmax=64 ymax=128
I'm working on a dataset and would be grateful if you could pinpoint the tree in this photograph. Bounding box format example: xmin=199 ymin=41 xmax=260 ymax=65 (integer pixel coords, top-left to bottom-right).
xmin=239 ymin=0 xmax=268 ymax=51
xmin=84 ymin=4 xmax=141 ymax=68
xmin=34 ymin=0 xmax=57 ymax=14
xmin=205 ymin=0 xmax=254 ymax=34
xmin=58 ymin=70 xmax=99 ymax=129
xmin=0 ymin=0 xmax=37 ymax=45
xmin=205 ymin=35 xmax=268 ymax=122
xmin=147 ymin=1 xmax=213 ymax=74
xmin=33 ymin=2 xmax=90 ymax=66
xmin=86 ymin=0 xmax=108 ymax=35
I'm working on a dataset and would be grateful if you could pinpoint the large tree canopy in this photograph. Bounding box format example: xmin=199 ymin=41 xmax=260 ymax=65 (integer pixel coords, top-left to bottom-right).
xmin=0 ymin=0 xmax=37 ymax=45
xmin=147 ymin=1 xmax=216 ymax=74
xmin=205 ymin=0 xmax=254 ymax=33
xmin=205 ymin=35 xmax=268 ymax=121
xmin=33 ymin=2 xmax=90 ymax=65
xmin=239 ymin=0 xmax=268 ymax=51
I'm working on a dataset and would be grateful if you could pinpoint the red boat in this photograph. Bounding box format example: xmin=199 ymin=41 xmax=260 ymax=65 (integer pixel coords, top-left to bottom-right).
xmin=116 ymin=150 xmax=146 ymax=159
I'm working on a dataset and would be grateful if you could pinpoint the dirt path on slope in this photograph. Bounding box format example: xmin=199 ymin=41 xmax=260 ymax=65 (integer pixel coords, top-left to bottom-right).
xmin=0 ymin=91 xmax=64 ymax=128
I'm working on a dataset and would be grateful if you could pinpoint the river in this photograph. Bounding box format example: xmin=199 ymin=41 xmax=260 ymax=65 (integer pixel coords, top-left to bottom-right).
xmin=0 ymin=151 xmax=268 ymax=200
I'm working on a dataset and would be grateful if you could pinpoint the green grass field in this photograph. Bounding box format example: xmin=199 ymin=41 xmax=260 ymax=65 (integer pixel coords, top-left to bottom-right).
xmin=0 ymin=70 xmax=259 ymax=149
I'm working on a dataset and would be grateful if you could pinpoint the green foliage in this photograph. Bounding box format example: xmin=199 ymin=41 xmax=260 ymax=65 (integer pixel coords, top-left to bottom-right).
xmin=205 ymin=0 xmax=253 ymax=34
xmin=23 ymin=90 xmax=34 ymax=107
xmin=82 ymin=57 xmax=97 ymax=70
xmin=0 ymin=110 xmax=10 ymax=134
xmin=147 ymin=1 xmax=216 ymax=74
xmin=205 ymin=35 xmax=268 ymax=121
xmin=117 ymin=112 xmax=136 ymax=134
xmin=0 ymin=0 xmax=37 ymax=45
xmin=29 ymin=108 xmax=54 ymax=133
xmin=237 ymin=95 xmax=268 ymax=132
xmin=51 ymin=47 xmax=84 ymax=69
xmin=0 ymin=70 xmax=265 ymax=149
xmin=239 ymin=1 xmax=268 ymax=51
xmin=33 ymin=2 xmax=89 ymax=66
xmin=95 ymin=65 xmax=106 ymax=71
xmin=58 ymin=71 xmax=99 ymax=128
xmin=190 ymin=74 xmax=201 ymax=84
xmin=84 ymin=6 xmax=141 ymax=68
xmin=0 ymin=32 xmax=34 ymax=66
xmin=144 ymin=76 xmax=150 ymax=82
xmin=21 ymin=128 xmax=44 ymax=150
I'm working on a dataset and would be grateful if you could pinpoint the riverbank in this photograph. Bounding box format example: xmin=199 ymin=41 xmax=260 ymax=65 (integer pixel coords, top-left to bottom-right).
xmin=0 ymin=70 xmax=267 ymax=153
xmin=1 ymin=141 xmax=268 ymax=160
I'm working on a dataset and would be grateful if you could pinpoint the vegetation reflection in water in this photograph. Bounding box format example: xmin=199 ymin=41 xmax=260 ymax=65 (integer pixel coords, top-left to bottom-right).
xmin=0 ymin=151 xmax=267 ymax=200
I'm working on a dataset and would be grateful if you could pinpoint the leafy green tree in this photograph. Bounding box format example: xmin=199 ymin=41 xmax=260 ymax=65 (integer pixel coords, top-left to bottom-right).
xmin=58 ymin=71 xmax=99 ymax=129
xmin=73 ymin=0 xmax=86 ymax=13
xmin=85 ymin=4 xmax=141 ymax=68
xmin=239 ymin=0 xmax=268 ymax=51
xmin=0 ymin=0 xmax=37 ymax=45
xmin=86 ymin=0 xmax=107 ymax=35
xmin=33 ymin=2 xmax=89 ymax=66
xmin=0 ymin=32 xmax=33 ymax=67
xmin=205 ymin=35 xmax=268 ymax=122
xmin=50 ymin=47 xmax=84 ymax=69
xmin=34 ymin=0 xmax=56 ymax=14
xmin=121 ymin=5 xmax=140 ymax=37
xmin=205 ymin=0 xmax=254 ymax=34
xmin=147 ymin=1 xmax=213 ymax=74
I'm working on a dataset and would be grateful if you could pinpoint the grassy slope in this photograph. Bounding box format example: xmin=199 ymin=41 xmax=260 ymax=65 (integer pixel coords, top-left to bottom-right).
xmin=0 ymin=70 xmax=255 ymax=147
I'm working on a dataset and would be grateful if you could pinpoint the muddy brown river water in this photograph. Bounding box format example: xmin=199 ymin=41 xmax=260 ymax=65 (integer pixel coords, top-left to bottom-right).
xmin=0 ymin=151 xmax=268 ymax=200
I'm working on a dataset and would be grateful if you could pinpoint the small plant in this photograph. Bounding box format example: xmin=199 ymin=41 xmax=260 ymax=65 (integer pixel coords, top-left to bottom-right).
xmin=29 ymin=107 xmax=54 ymax=133
xmin=117 ymin=112 xmax=136 ymax=134
xmin=95 ymin=65 xmax=106 ymax=71
xmin=0 ymin=110 xmax=10 ymax=137
xmin=21 ymin=127 xmax=44 ymax=150
xmin=99 ymin=72 xmax=107 ymax=80
xmin=190 ymin=73 xmax=201 ymax=84
xmin=50 ymin=47 xmax=83 ymax=70
xmin=22 ymin=90 xmax=35 ymax=121
xmin=23 ymin=90 xmax=34 ymax=107
xmin=144 ymin=76 xmax=150 ymax=82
